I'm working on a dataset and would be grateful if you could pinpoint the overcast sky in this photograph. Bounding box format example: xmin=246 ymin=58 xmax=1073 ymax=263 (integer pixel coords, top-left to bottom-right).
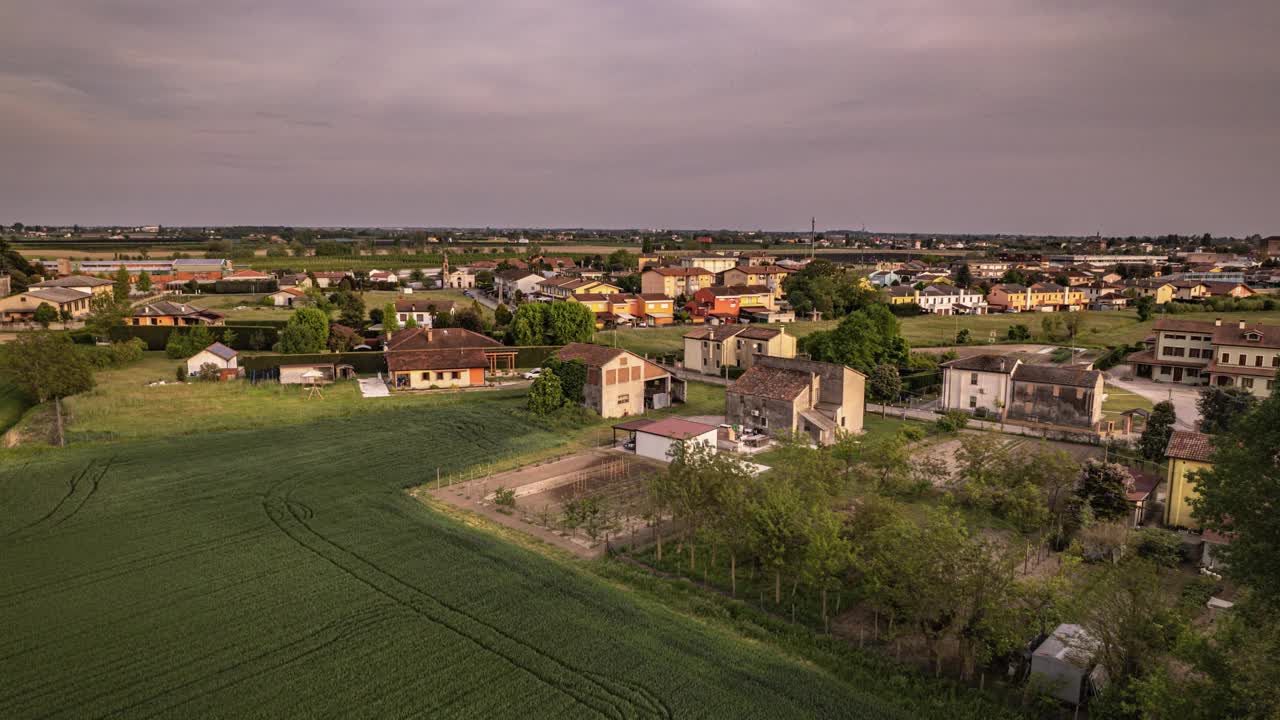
xmin=1 ymin=1 xmax=1277 ymax=235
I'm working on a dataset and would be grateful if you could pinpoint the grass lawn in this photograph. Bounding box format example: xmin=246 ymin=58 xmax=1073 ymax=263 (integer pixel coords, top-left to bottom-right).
xmin=1103 ymin=383 xmax=1154 ymax=422
xmin=596 ymin=308 xmax=1280 ymax=356
xmin=1 ymin=387 xmax=943 ymax=719
xmin=182 ymin=289 xmax=486 ymax=322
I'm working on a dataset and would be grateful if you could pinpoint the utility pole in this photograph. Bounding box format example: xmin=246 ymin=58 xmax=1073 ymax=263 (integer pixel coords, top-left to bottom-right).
xmin=810 ymin=217 xmax=816 ymax=260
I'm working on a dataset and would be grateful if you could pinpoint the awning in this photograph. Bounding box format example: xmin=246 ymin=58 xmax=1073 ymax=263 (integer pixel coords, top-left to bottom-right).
xmin=799 ymin=409 xmax=837 ymax=433
xmin=646 ymin=312 xmax=674 ymax=318
xmin=740 ymin=306 xmax=771 ymax=312
xmin=614 ymin=312 xmax=636 ymax=321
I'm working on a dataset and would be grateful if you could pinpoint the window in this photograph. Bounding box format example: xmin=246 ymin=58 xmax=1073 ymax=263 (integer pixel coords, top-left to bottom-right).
xmin=1160 ymin=366 xmax=1171 ymax=375
xmin=970 ymin=373 xmax=978 ymax=385
xmin=1242 ymin=378 xmax=1254 ymax=389
xmin=1221 ymin=353 xmax=1229 ymax=363
xmin=1256 ymin=356 xmax=1264 ymax=367
xmin=451 ymin=371 xmax=460 ymax=380
xmin=421 ymin=372 xmax=429 ymax=380
xmin=760 ymin=416 xmax=768 ymax=428
xmin=617 ymin=394 xmax=630 ymax=404
xmin=1273 ymin=356 xmax=1279 ymax=368
xmin=969 ymin=396 xmax=977 ymax=408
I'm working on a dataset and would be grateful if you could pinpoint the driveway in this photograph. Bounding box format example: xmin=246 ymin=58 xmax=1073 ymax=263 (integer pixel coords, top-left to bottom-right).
xmin=358 ymin=377 xmax=390 ymax=398
xmin=1105 ymin=373 xmax=1199 ymax=430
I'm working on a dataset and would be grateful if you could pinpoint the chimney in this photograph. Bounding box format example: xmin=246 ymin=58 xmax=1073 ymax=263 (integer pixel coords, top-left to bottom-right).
xmin=1239 ymin=320 xmax=1247 ymax=330
xmin=1214 ymin=318 xmax=1222 ymax=326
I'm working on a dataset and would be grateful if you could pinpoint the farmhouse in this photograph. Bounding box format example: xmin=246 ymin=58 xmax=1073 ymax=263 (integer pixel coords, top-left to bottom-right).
xmin=387 ymin=326 xmax=518 ymax=373
xmin=682 ymin=325 xmax=796 ymax=376
xmin=1206 ymin=320 xmax=1280 ymax=398
xmin=494 ymin=269 xmax=543 ymax=299
xmin=129 ymin=301 xmax=225 ymax=326
xmin=29 ymin=275 xmax=115 ymax=297
xmin=394 ymin=299 xmax=454 ymax=328
xmin=0 ymin=287 xmax=94 ymax=321
xmin=1005 ymin=364 xmax=1103 ymax=429
xmin=388 ymin=349 xmax=489 ymax=389
xmin=266 ymin=287 xmax=306 ymax=307
xmin=555 ymin=342 xmax=675 ymax=418
xmin=940 ymin=354 xmax=1019 ymax=418
xmin=726 ymin=355 xmax=865 ymax=445
xmin=186 ymin=342 xmax=239 ymax=378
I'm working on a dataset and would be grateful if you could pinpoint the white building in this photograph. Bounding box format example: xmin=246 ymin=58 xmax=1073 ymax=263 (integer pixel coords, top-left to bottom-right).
xmin=940 ymin=355 xmax=1019 ymax=417
xmin=1029 ymin=624 xmax=1103 ymax=706
xmin=916 ymin=285 xmax=986 ymax=315
xmin=631 ymin=418 xmax=718 ymax=462
xmin=185 ymin=342 xmax=238 ymax=376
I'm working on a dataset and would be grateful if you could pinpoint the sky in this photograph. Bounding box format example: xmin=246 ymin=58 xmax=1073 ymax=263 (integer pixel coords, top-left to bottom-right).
xmin=1 ymin=1 xmax=1277 ymax=236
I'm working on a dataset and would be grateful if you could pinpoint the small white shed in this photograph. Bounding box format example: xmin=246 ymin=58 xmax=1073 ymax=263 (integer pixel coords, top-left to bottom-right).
xmin=633 ymin=418 xmax=718 ymax=462
xmin=1029 ymin=623 xmax=1102 ymax=706
xmin=186 ymin=342 xmax=238 ymax=376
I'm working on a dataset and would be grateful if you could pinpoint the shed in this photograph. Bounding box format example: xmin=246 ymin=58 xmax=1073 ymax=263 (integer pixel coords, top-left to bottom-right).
xmin=186 ymin=342 xmax=239 ymax=376
xmin=1029 ymin=624 xmax=1102 ymax=706
xmin=279 ymin=363 xmax=355 ymax=385
xmin=632 ymin=418 xmax=718 ymax=462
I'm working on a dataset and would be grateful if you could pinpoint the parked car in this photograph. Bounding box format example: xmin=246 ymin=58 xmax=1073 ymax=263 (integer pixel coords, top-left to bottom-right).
xmin=522 ymin=368 xmax=542 ymax=380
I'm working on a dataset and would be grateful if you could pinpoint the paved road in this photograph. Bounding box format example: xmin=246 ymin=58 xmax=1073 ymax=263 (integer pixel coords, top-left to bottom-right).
xmin=1104 ymin=373 xmax=1200 ymax=430
xmin=358 ymin=377 xmax=390 ymax=398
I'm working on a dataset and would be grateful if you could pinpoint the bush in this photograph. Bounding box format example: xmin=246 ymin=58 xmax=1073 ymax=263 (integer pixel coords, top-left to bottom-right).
xmin=935 ymin=410 xmax=969 ymax=433
xmin=1180 ymin=575 xmax=1222 ymax=610
xmin=175 ymin=364 xmax=187 ymax=382
xmin=494 ymin=486 xmax=516 ymax=513
xmin=898 ymin=425 xmax=926 ymax=442
xmin=1005 ymin=324 xmax=1031 ymax=341
xmin=1134 ymin=527 xmax=1184 ymax=567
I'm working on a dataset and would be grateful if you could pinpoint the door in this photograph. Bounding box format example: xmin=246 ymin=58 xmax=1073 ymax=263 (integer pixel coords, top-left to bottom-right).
xmin=1173 ymin=367 xmax=1183 ymax=382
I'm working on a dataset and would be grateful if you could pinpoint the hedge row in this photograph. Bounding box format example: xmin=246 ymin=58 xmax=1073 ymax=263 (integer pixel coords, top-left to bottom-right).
xmin=240 ymin=351 xmax=387 ymax=374
xmin=225 ymin=318 xmax=289 ymax=329
xmin=109 ymin=325 xmax=280 ymax=351
xmin=212 ymin=279 xmax=279 ymax=294
xmin=514 ymin=345 xmax=559 ymax=368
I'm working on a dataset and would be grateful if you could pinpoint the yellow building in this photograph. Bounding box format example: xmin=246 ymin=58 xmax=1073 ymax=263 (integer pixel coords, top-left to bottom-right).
xmin=721 ymin=265 xmax=794 ymax=300
xmin=1129 ymin=280 xmax=1176 ymax=305
xmin=641 ymin=267 xmax=715 ymax=298
xmin=1164 ymin=430 xmax=1215 ymax=528
xmin=681 ymin=325 xmax=797 ymax=375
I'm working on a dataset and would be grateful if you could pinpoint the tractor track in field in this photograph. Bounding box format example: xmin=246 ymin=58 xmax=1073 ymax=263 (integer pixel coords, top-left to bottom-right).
xmin=262 ymin=475 xmax=672 ymax=720
xmin=2 ymin=457 xmax=117 ymax=538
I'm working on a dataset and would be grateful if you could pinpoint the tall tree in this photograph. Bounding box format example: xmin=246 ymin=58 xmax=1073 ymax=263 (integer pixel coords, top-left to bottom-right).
xmin=866 ymin=364 xmax=902 ymax=403
xmin=381 ymin=302 xmax=399 ymax=336
xmin=1190 ymin=382 xmax=1280 ymax=600
xmin=1197 ymin=386 xmax=1258 ymax=434
xmin=83 ymin=293 xmax=130 ymax=341
xmin=1139 ymin=400 xmax=1177 ymax=461
xmin=136 ymin=270 xmax=152 ymax=292
xmin=526 ymin=367 xmax=564 ymax=415
xmin=113 ymin=267 xmax=131 ymax=301
xmin=800 ymin=304 xmax=910 ymax=374
xmin=1134 ymin=295 xmax=1156 ymax=322
xmin=1073 ymin=459 xmax=1133 ymax=522
xmin=0 ymin=331 xmax=94 ymax=403
xmin=278 ymin=307 xmax=329 ymax=353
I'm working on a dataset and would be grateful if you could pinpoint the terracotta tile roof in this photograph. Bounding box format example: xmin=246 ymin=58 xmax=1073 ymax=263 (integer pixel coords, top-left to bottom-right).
xmin=132 ymin=301 xmax=222 ymax=319
xmin=698 ymin=285 xmax=771 ymax=297
xmin=555 ymin=342 xmax=626 ymax=367
xmin=1212 ymin=321 xmax=1280 ymax=349
xmin=1011 ymin=364 xmax=1102 ymax=388
xmin=1153 ymin=318 xmax=1219 ymax=333
xmin=31 ymin=275 xmax=113 ymax=288
xmin=635 ymin=417 xmax=718 ymax=440
xmin=1204 ymin=360 xmax=1279 ymax=377
xmin=386 ymin=327 xmax=502 ymax=351
xmin=728 ymin=364 xmax=812 ymax=401
xmin=730 ymin=264 xmax=792 ymax=274
xmin=387 ymin=348 xmax=488 ymax=372
xmin=738 ymin=326 xmax=783 ymax=341
xmin=25 ymin=288 xmax=91 ymax=304
xmin=646 ymin=266 xmax=712 ymax=277
xmin=1165 ymin=431 xmax=1215 ymax=463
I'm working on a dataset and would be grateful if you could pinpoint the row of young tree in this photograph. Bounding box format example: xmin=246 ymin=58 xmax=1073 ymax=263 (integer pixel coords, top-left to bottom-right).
xmin=641 ymin=404 xmax=1280 ymax=717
